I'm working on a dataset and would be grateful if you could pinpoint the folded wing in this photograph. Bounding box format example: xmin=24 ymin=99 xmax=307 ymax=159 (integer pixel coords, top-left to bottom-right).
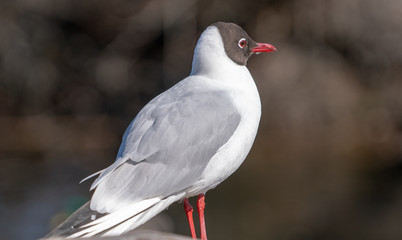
xmin=90 ymin=79 xmax=241 ymax=213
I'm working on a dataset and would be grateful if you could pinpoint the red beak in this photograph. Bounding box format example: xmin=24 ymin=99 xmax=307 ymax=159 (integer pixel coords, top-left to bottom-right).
xmin=252 ymin=43 xmax=277 ymax=53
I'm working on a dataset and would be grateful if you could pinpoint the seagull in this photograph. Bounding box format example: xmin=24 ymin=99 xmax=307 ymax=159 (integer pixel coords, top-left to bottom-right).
xmin=45 ymin=22 xmax=276 ymax=240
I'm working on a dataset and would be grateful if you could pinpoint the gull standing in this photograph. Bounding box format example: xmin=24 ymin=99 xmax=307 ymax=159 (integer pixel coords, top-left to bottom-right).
xmin=46 ymin=22 xmax=276 ymax=239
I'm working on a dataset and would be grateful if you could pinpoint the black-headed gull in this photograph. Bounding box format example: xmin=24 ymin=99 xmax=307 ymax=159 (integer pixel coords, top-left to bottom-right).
xmin=46 ymin=22 xmax=276 ymax=240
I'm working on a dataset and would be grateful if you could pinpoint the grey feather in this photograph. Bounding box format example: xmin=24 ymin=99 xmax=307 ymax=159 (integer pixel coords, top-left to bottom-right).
xmin=90 ymin=76 xmax=241 ymax=213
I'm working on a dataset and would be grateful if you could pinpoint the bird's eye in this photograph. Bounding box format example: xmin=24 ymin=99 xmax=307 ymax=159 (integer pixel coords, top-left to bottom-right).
xmin=238 ymin=38 xmax=246 ymax=49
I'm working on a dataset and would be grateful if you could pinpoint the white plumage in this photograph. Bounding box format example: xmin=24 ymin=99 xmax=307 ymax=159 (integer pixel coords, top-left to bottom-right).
xmin=45 ymin=22 xmax=277 ymax=239
xmin=73 ymin=25 xmax=261 ymax=237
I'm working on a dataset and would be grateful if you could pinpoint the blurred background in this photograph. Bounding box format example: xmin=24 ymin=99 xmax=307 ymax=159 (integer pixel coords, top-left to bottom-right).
xmin=1 ymin=0 xmax=402 ymax=239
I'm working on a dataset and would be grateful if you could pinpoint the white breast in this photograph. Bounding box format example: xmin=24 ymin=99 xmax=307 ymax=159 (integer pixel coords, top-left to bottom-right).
xmin=186 ymin=62 xmax=262 ymax=196
xmin=183 ymin=25 xmax=262 ymax=195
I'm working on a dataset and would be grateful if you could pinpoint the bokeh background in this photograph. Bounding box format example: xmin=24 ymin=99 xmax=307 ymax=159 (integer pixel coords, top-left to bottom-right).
xmin=1 ymin=0 xmax=402 ymax=239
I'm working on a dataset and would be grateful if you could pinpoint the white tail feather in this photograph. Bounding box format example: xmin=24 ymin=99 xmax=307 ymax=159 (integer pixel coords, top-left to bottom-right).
xmin=67 ymin=197 xmax=161 ymax=238
xmin=102 ymin=193 xmax=185 ymax=236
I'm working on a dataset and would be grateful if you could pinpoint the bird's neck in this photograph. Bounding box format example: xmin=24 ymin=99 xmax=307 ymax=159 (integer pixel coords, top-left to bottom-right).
xmin=190 ymin=26 xmax=244 ymax=80
xmin=190 ymin=54 xmax=244 ymax=79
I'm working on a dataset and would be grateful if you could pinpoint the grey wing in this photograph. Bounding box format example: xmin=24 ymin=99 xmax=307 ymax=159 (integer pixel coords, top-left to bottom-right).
xmin=90 ymin=83 xmax=241 ymax=213
xmin=89 ymin=87 xmax=178 ymax=190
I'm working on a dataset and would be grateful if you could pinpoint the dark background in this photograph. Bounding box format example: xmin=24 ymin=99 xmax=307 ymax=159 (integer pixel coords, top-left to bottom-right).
xmin=1 ymin=0 xmax=401 ymax=239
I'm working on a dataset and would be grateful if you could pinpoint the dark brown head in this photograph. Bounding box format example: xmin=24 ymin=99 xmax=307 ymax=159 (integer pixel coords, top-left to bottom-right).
xmin=213 ymin=22 xmax=276 ymax=65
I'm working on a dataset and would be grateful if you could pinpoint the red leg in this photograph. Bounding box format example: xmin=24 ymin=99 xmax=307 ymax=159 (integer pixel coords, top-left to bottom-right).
xmin=197 ymin=194 xmax=207 ymax=240
xmin=183 ymin=198 xmax=197 ymax=239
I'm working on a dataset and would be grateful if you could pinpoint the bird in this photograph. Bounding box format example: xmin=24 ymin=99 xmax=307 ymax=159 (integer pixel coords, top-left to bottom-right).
xmin=45 ymin=22 xmax=276 ymax=239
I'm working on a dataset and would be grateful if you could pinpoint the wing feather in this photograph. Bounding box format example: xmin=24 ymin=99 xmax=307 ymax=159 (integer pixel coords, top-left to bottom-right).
xmin=90 ymin=77 xmax=241 ymax=213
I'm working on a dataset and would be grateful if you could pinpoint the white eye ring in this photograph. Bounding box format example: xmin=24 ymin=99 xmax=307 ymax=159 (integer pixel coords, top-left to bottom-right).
xmin=238 ymin=38 xmax=246 ymax=48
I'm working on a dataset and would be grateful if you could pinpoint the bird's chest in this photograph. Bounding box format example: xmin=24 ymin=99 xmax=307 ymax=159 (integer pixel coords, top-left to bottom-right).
xmin=197 ymin=85 xmax=261 ymax=191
